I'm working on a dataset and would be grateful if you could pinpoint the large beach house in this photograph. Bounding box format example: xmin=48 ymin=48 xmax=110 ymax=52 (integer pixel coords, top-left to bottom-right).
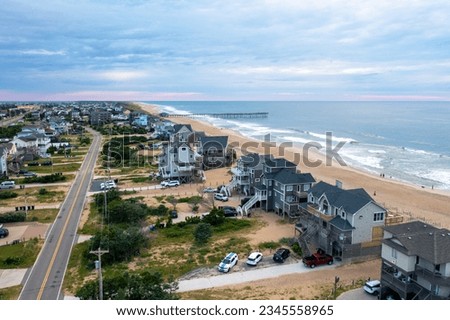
xmin=295 ymin=181 xmax=387 ymax=258
xmin=380 ymin=221 xmax=450 ymax=300
xmin=231 ymin=153 xmax=315 ymax=218
xmin=158 ymin=124 xmax=231 ymax=182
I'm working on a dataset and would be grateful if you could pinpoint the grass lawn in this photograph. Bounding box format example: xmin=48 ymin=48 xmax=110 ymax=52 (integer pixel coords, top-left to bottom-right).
xmin=27 ymin=162 xmax=81 ymax=174
xmin=64 ymin=217 xmax=257 ymax=296
xmin=0 ymin=285 xmax=22 ymax=300
xmin=0 ymin=238 xmax=42 ymax=269
xmin=25 ymin=208 xmax=59 ymax=223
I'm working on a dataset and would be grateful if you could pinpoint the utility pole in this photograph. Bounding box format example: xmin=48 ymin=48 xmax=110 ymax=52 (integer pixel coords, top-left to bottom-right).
xmin=90 ymin=247 xmax=109 ymax=300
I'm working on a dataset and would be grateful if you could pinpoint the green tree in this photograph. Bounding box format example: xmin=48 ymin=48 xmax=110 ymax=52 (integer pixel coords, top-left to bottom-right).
xmin=202 ymin=207 xmax=225 ymax=226
xmin=76 ymin=271 xmax=178 ymax=300
xmin=108 ymin=199 xmax=148 ymax=224
xmin=194 ymin=223 xmax=212 ymax=245
xmin=87 ymin=226 xmax=147 ymax=265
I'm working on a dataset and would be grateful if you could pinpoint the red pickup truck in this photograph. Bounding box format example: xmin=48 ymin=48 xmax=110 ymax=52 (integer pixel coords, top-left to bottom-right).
xmin=302 ymin=250 xmax=334 ymax=268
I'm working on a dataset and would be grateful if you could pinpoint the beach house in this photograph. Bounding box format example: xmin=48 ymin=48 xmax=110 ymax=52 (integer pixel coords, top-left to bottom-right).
xmin=380 ymin=221 xmax=450 ymax=300
xmin=197 ymin=135 xmax=232 ymax=169
xmin=296 ymin=181 xmax=387 ymax=258
xmin=232 ymin=154 xmax=315 ymax=217
xmin=158 ymin=124 xmax=203 ymax=183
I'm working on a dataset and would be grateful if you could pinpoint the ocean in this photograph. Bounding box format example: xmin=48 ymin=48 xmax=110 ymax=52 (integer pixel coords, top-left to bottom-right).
xmin=145 ymin=101 xmax=450 ymax=191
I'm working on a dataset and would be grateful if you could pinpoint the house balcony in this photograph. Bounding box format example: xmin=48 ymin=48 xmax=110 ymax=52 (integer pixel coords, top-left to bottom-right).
xmin=305 ymin=204 xmax=334 ymax=222
xmin=231 ymin=167 xmax=250 ymax=177
xmin=294 ymin=190 xmax=308 ymax=199
xmin=381 ymin=267 xmax=416 ymax=297
xmin=415 ymin=265 xmax=450 ymax=287
xmin=176 ymin=164 xmax=195 ymax=172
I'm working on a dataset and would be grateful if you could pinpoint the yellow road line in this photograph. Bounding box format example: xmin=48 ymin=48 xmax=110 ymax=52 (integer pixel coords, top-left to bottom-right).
xmin=36 ymin=138 xmax=98 ymax=300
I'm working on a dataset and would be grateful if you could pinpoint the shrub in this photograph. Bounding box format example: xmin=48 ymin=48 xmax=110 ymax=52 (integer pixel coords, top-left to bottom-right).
xmin=194 ymin=223 xmax=212 ymax=245
xmin=291 ymin=242 xmax=302 ymax=256
xmin=38 ymin=188 xmax=48 ymax=195
xmin=0 ymin=211 xmax=26 ymax=223
xmin=0 ymin=191 xmax=18 ymax=199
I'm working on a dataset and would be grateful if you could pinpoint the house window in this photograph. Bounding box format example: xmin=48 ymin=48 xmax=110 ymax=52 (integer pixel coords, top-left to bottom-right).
xmin=391 ymin=248 xmax=397 ymax=259
xmin=269 ymin=180 xmax=272 ymax=186
xmin=341 ymin=211 xmax=345 ymax=219
xmin=181 ymin=147 xmax=186 ymax=151
xmin=304 ymin=184 xmax=310 ymax=192
xmin=255 ymin=178 xmax=260 ymax=182
xmin=374 ymin=212 xmax=384 ymax=221
xmin=286 ymin=185 xmax=293 ymax=192
xmin=334 ymin=208 xmax=338 ymax=216
xmin=268 ymin=191 xmax=272 ymax=196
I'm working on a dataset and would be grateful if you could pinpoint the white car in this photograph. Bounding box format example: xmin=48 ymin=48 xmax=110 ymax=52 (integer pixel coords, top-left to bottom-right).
xmin=161 ymin=180 xmax=180 ymax=187
xmin=203 ymin=187 xmax=216 ymax=193
xmin=363 ymin=280 xmax=381 ymax=295
xmin=246 ymin=252 xmax=263 ymax=266
xmin=101 ymin=180 xmax=116 ymax=190
xmin=214 ymin=193 xmax=228 ymax=201
xmin=218 ymin=252 xmax=238 ymax=273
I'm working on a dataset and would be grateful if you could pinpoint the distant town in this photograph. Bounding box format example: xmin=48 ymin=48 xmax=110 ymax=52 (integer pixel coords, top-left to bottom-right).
xmin=0 ymin=102 xmax=449 ymax=301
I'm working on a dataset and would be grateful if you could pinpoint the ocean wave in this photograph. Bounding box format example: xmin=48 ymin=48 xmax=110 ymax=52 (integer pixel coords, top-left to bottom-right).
xmin=421 ymin=170 xmax=450 ymax=189
xmin=307 ymin=131 xmax=358 ymax=143
xmin=281 ymin=135 xmax=324 ymax=147
xmin=341 ymin=152 xmax=383 ymax=169
xmin=157 ymin=104 xmax=192 ymax=115
xmin=368 ymin=149 xmax=387 ymax=154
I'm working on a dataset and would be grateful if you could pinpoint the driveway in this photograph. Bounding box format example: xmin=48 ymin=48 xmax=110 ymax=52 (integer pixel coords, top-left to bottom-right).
xmin=338 ymin=287 xmax=378 ymax=300
xmin=177 ymin=261 xmax=339 ymax=292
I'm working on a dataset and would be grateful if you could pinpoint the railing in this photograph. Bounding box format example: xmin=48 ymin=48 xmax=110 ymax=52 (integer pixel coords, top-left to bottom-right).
xmin=415 ymin=265 xmax=450 ymax=287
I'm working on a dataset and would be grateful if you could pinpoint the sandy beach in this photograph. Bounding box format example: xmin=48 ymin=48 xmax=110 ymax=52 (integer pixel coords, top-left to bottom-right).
xmin=138 ymin=102 xmax=450 ymax=229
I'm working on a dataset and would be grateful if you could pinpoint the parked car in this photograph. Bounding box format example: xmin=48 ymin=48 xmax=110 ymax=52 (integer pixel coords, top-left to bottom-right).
xmin=23 ymin=172 xmax=37 ymax=177
xmin=160 ymin=180 xmax=180 ymax=188
xmin=214 ymin=193 xmax=228 ymax=202
xmin=170 ymin=210 xmax=178 ymax=219
xmin=302 ymin=249 xmax=333 ymax=268
xmin=203 ymin=187 xmax=216 ymax=193
xmin=0 ymin=181 xmax=15 ymax=189
xmin=0 ymin=225 xmax=9 ymax=239
xmin=167 ymin=180 xmax=180 ymax=187
xmin=273 ymin=248 xmax=290 ymax=263
xmin=223 ymin=207 xmax=238 ymax=217
xmin=218 ymin=252 xmax=238 ymax=272
xmin=246 ymin=252 xmax=263 ymax=266
xmin=41 ymin=160 xmax=53 ymax=166
xmin=27 ymin=161 xmax=39 ymax=166
xmin=100 ymin=180 xmax=116 ymax=190
xmin=364 ymin=280 xmax=381 ymax=295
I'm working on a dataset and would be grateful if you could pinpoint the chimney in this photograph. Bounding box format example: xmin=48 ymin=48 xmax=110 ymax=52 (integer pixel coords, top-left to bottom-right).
xmin=335 ymin=180 xmax=343 ymax=189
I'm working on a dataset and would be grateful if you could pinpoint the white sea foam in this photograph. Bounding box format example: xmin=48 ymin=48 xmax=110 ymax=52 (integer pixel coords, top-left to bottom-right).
xmin=342 ymin=152 xmax=383 ymax=169
xmin=158 ymin=105 xmax=192 ymax=115
xmin=368 ymin=149 xmax=387 ymax=154
xmin=281 ymin=135 xmax=324 ymax=147
xmin=308 ymin=131 xmax=358 ymax=143
xmin=421 ymin=170 xmax=450 ymax=189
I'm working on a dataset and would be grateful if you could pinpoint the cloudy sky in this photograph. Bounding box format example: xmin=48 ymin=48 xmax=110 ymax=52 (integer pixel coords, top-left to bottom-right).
xmin=1 ymin=0 xmax=450 ymax=101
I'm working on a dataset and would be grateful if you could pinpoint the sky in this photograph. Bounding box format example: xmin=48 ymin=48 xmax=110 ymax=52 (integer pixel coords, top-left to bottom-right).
xmin=1 ymin=0 xmax=450 ymax=101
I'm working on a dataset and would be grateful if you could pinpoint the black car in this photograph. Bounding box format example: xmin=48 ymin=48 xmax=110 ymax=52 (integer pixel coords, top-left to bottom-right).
xmin=219 ymin=206 xmax=238 ymax=217
xmin=273 ymin=248 xmax=290 ymax=263
xmin=0 ymin=226 xmax=9 ymax=239
xmin=170 ymin=210 xmax=178 ymax=219
xmin=41 ymin=160 xmax=53 ymax=166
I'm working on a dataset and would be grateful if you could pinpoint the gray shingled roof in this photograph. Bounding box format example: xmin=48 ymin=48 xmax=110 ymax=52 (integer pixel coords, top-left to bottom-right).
xmin=383 ymin=220 xmax=437 ymax=235
xmin=384 ymin=224 xmax=450 ymax=264
xmin=199 ymin=136 xmax=228 ymax=149
xmin=309 ymin=181 xmax=379 ymax=215
xmin=267 ymin=168 xmax=316 ymax=185
xmin=262 ymin=155 xmax=296 ymax=168
xmin=330 ymin=216 xmax=355 ymax=231
xmin=173 ymin=124 xmax=193 ymax=133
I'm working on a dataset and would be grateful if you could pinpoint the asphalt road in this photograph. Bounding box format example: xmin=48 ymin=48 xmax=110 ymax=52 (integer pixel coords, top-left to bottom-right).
xmin=19 ymin=128 xmax=101 ymax=300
